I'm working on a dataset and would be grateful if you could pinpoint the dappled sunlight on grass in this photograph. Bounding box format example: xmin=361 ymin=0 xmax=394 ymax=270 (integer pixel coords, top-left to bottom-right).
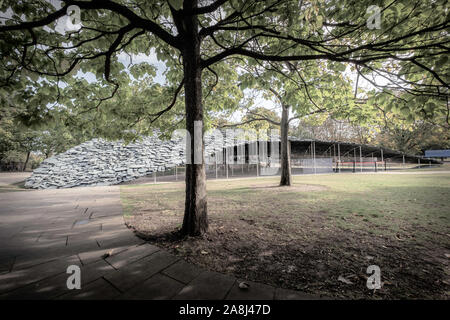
xmin=121 ymin=172 xmax=450 ymax=299
xmin=121 ymin=173 xmax=450 ymax=238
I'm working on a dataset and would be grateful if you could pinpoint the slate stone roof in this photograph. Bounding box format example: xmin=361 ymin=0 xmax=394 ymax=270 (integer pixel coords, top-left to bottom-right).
xmin=25 ymin=133 xmax=238 ymax=189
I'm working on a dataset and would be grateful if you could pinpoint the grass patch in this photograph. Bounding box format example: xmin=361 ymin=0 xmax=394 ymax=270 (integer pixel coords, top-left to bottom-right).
xmin=401 ymin=162 xmax=450 ymax=172
xmin=121 ymin=173 xmax=450 ymax=299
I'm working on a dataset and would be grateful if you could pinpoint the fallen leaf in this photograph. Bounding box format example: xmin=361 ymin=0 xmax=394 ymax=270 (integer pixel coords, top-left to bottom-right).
xmin=338 ymin=276 xmax=353 ymax=285
xmin=102 ymin=249 xmax=114 ymax=259
xmin=238 ymin=282 xmax=250 ymax=290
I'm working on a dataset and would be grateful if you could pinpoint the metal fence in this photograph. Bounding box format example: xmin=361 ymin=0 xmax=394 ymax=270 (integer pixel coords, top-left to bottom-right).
xmin=125 ymin=149 xmax=438 ymax=185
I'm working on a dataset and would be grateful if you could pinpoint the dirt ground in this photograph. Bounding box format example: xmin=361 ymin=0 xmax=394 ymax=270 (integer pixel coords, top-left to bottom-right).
xmin=122 ymin=174 xmax=450 ymax=299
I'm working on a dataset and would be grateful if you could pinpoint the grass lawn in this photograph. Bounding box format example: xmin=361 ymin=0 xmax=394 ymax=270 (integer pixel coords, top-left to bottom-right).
xmin=125 ymin=172 xmax=447 ymax=298
xmin=398 ymin=162 xmax=450 ymax=172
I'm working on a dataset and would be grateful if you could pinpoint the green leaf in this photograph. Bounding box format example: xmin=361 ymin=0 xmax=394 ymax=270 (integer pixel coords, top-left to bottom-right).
xmin=168 ymin=0 xmax=182 ymax=10
xmin=436 ymin=56 xmax=448 ymax=68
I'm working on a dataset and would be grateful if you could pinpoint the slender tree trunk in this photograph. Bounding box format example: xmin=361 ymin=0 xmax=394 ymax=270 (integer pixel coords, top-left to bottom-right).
xmin=180 ymin=1 xmax=208 ymax=236
xmin=280 ymin=105 xmax=291 ymax=186
xmin=22 ymin=151 xmax=30 ymax=172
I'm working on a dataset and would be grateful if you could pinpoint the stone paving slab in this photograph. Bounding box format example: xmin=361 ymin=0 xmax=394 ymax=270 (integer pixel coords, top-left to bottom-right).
xmin=0 ymin=181 xmax=320 ymax=300
xmin=0 ymin=226 xmax=25 ymax=239
xmin=95 ymin=230 xmax=145 ymax=248
xmin=78 ymin=246 xmax=128 ymax=266
xmin=0 ymin=172 xmax=31 ymax=186
xmin=161 ymin=259 xmax=204 ymax=285
xmin=0 ymin=270 xmax=70 ymax=300
xmin=226 ymin=279 xmax=275 ymax=300
xmin=0 ymin=259 xmax=115 ymax=300
xmin=57 ymin=278 xmax=121 ymax=300
xmin=105 ymin=243 xmax=160 ymax=269
xmin=118 ymin=273 xmax=185 ymax=300
xmin=0 ymin=255 xmax=14 ymax=274
xmin=11 ymin=255 xmax=60 ymax=272
xmin=173 ymin=270 xmax=236 ymax=300
xmin=0 ymin=255 xmax=80 ymax=294
xmin=104 ymin=250 xmax=179 ymax=292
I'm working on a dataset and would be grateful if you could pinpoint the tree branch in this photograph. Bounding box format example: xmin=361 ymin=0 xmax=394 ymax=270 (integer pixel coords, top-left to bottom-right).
xmin=192 ymin=0 xmax=229 ymax=15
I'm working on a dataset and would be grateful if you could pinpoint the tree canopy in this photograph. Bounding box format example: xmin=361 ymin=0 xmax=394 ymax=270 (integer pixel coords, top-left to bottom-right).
xmin=0 ymin=0 xmax=448 ymax=235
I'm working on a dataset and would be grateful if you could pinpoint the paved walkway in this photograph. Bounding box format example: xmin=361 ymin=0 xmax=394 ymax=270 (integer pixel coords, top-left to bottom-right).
xmin=0 ymin=184 xmax=315 ymax=300
xmin=0 ymin=172 xmax=31 ymax=186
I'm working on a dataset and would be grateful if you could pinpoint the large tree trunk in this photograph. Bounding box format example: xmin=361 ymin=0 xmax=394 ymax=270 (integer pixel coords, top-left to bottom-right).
xmin=180 ymin=1 xmax=208 ymax=236
xmin=22 ymin=151 xmax=30 ymax=172
xmin=279 ymin=105 xmax=291 ymax=186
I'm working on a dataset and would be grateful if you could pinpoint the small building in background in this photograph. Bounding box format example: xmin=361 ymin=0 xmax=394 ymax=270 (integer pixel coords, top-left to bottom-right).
xmin=424 ymin=150 xmax=450 ymax=162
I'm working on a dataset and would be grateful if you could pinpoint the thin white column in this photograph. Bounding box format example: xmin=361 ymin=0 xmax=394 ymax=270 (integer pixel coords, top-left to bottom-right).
xmin=256 ymin=142 xmax=259 ymax=177
xmin=359 ymin=146 xmax=362 ymax=172
xmin=338 ymin=143 xmax=341 ymax=173
xmin=226 ymin=148 xmax=229 ymax=179
xmin=215 ymin=156 xmax=218 ymax=179
xmin=333 ymin=144 xmax=336 ymax=172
